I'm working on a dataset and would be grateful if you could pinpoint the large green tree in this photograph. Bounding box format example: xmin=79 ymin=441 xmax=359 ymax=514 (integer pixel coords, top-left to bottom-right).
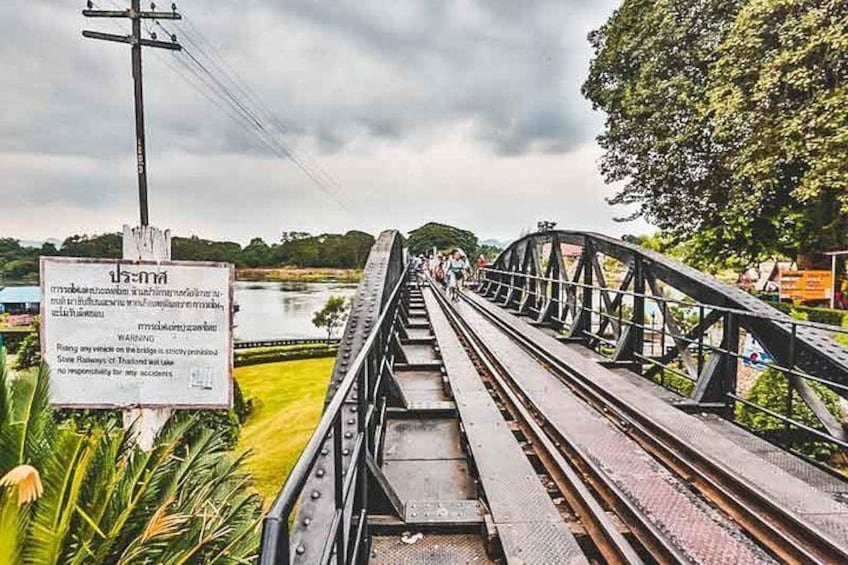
xmin=584 ymin=0 xmax=848 ymax=266
xmin=707 ymin=0 xmax=848 ymax=263
xmin=407 ymin=223 xmax=479 ymax=258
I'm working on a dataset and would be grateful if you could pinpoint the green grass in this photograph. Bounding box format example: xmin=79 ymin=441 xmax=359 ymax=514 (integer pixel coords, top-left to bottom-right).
xmin=234 ymin=358 xmax=334 ymax=508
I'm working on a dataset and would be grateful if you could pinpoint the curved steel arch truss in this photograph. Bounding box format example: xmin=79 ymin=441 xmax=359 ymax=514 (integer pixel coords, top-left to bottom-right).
xmin=481 ymin=230 xmax=848 ymax=448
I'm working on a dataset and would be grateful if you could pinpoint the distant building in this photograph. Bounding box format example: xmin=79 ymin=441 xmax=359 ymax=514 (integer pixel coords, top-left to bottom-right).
xmin=0 ymin=286 xmax=41 ymax=315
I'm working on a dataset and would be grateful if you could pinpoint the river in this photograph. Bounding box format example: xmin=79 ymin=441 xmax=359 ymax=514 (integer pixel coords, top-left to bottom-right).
xmin=234 ymin=281 xmax=358 ymax=341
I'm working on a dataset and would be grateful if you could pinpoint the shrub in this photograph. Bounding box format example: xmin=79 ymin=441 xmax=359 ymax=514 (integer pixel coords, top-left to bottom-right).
xmin=235 ymin=343 xmax=337 ymax=367
xmin=0 ymin=360 xmax=262 ymax=563
xmin=14 ymin=331 xmax=40 ymax=370
xmin=796 ymin=306 xmax=846 ymax=327
xmin=736 ymin=368 xmax=843 ymax=461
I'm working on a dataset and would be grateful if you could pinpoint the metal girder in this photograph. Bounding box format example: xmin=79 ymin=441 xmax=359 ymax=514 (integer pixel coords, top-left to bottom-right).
xmin=518 ymin=239 xmax=542 ymax=315
xmin=595 ymin=266 xmax=634 ymax=341
xmin=289 ymin=230 xmax=405 ymax=565
xmin=644 ymin=267 xmax=699 ymax=380
xmin=644 ymin=310 xmax=723 ymax=379
xmin=537 ymin=234 xmax=569 ymax=326
xmin=493 ymin=231 xmax=848 ymax=397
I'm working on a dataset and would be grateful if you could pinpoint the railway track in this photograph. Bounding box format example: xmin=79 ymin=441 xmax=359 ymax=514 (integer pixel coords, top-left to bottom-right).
xmin=431 ymin=284 xmax=848 ymax=564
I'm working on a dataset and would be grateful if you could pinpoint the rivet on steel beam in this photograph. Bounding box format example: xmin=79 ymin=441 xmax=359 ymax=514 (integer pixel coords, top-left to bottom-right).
xmin=303 ymin=517 xmax=311 ymax=526
xmin=344 ymin=431 xmax=353 ymax=439
xmin=311 ymin=491 xmax=321 ymax=500
xmin=321 ymin=448 xmax=329 ymax=456
xmin=296 ymin=545 xmax=306 ymax=555
xmin=316 ymin=469 xmax=325 ymax=478
xmin=342 ymin=448 xmax=350 ymax=456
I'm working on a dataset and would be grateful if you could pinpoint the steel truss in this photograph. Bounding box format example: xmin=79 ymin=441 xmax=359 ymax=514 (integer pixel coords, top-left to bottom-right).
xmin=480 ymin=231 xmax=848 ymax=457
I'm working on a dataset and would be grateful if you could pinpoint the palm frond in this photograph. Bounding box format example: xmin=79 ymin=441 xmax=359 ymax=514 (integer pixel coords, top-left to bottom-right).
xmin=16 ymin=364 xmax=54 ymax=467
xmin=23 ymin=429 xmax=97 ymax=565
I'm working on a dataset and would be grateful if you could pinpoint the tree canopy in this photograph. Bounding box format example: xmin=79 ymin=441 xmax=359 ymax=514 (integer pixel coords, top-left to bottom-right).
xmin=584 ymin=0 xmax=848 ymax=266
xmin=407 ymin=223 xmax=479 ymax=258
xmin=0 ymin=230 xmax=376 ymax=282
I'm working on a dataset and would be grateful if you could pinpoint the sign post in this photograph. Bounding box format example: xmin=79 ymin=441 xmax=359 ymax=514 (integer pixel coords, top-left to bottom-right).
xmin=41 ymin=225 xmax=233 ymax=449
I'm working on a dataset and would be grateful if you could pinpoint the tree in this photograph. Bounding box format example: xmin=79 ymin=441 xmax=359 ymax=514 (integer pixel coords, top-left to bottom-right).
xmin=407 ymin=223 xmax=479 ymax=258
xmin=312 ymin=296 xmax=349 ymax=344
xmin=14 ymin=329 xmax=40 ymax=370
xmin=0 ymin=358 xmax=261 ymax=563
xmin=707 ymin=0 xmax=848 ymax=265
xmin=60 ymin=233 xmax=122 ymax=258
xmin=736 ymin=367 xmax=842 ymax=461
xmin=240 ymin=237 xmax=274 ymax=268
xmin=585 ymin=0 xmax=848 ymax=267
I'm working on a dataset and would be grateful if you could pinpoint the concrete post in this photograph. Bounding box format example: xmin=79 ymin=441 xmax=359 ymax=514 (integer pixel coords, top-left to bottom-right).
xmin=121 ymin=224 xmax=172 ymax=450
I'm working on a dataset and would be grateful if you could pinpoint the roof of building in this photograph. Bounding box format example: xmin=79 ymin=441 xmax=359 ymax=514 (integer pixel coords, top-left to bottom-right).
xmin=0 ymin=286 xmax=41 ymax=304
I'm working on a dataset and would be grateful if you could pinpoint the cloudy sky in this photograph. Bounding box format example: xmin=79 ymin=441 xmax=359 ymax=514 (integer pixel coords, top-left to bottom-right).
xmin=1 ymin=0 xmax=648 ymax=245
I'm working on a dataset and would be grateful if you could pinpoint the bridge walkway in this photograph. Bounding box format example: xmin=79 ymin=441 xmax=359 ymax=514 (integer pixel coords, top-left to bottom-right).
xmin=370 ymin=285 xmax=492 ymax=563
xmin=459 ymin=286 xmax=848 ymax=561
xmin=370 ymin=284 xmax=588 ymax=563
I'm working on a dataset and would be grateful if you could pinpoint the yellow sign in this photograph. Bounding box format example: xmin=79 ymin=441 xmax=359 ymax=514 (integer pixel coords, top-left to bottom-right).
xmin=779 ymin=270 xmax=833 ymax=302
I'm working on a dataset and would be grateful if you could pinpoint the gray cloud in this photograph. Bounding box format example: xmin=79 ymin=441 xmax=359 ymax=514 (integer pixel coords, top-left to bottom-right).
xmin=1 ymin=0 xmax=614 ymax=158
xmin=0 ymin=0 xmax=645 ymax=243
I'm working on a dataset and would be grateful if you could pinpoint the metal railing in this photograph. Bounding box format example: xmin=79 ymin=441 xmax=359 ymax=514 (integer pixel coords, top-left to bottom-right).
xmin=481 ymin=265 xmax=848 ymax=464
xmin=260 ymin=266 xmax=408 ymax=564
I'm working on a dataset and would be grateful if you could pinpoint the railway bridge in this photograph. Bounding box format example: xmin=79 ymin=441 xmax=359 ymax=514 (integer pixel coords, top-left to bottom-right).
xmin=260 ymin=229 xmax=848 ymax=564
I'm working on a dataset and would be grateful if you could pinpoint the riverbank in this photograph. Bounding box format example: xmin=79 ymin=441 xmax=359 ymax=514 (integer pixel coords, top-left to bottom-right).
xmin=236 ymin=267 xmax=362 ymax=283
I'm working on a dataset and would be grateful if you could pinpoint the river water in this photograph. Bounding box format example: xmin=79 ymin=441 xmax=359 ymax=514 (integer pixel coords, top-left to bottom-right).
xmin=234 ymin=281 xmax=358 ymax=341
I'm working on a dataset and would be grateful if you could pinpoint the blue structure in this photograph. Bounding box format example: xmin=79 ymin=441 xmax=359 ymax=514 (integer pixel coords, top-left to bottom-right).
xmin=0 ymin=286 xmax=41 ymax=314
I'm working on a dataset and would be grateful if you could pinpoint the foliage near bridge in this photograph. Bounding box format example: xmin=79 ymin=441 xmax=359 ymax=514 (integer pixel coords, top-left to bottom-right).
xmin=584 ymin=0 xmax=848 ymax=267
xmin=0 ymin=230 xmax=376 ymax=282
xmin=407 ymin=222 xmax=479 ymax=257
xmin=0 ymin=360 xmax=261 ymax=563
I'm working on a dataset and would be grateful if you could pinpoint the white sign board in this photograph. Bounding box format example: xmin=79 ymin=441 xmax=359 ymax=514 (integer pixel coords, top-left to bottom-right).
xmin=40 ymin=257 xmax=233 ymax=408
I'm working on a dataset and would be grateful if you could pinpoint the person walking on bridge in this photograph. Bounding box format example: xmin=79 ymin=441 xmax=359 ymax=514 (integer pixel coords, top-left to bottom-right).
xmin=446 ymin=250 xmax=469 ymax=302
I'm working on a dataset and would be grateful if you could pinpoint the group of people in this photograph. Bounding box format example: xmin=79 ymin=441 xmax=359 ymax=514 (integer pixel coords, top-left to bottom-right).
xmin=410 ymin=250 xmax=488 ymax=302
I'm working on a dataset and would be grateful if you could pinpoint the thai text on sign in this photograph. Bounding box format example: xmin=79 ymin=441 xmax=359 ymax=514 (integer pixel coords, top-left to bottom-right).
xmin=778 ymin=269 xmax=833 ymax=303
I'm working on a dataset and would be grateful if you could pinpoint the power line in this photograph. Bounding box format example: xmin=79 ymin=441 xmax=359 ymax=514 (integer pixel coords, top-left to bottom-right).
xmin=82 ymin=0 xmax=183 ymax=226
xmin=161 ymin=14 xmax=344 ymax=195
xmin=90 ymin=1 xmax=352 ymax=215
xmin=153 ymin=16 xmax=347 ymax=207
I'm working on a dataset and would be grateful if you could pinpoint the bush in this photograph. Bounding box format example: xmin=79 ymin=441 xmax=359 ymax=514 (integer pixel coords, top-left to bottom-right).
xmin=14 ymin=331 xmax=40 ymax=370
xmin=651 ymin=368 xmax=695 ymax=397
xmin=736 ymin=368 xmax=843 ymax=461
xmin=235 ymin=343 xmax=337 ymax=367
xmin=796 ymin=306 xmax=846 ymax=327
xmin=0 ymin=362 xmax=261 ymax=563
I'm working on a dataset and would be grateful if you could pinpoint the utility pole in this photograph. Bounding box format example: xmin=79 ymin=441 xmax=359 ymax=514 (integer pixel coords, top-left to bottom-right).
xmin=82 ymin=1 xmax=182 ymax=226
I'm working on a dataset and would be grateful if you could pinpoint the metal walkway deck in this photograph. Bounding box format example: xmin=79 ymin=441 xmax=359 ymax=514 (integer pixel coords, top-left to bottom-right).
xmin=424 ymin=288 xmax=588 ymax=564
xmin=463 ymin=288 xmax=848 ymax=560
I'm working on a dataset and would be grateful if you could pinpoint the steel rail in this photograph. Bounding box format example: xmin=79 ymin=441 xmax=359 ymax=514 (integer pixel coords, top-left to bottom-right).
xmin=461 ymin=290 xmax=848 ymax=564
xmin=431 ymin=286 xmax=669 ymax=565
